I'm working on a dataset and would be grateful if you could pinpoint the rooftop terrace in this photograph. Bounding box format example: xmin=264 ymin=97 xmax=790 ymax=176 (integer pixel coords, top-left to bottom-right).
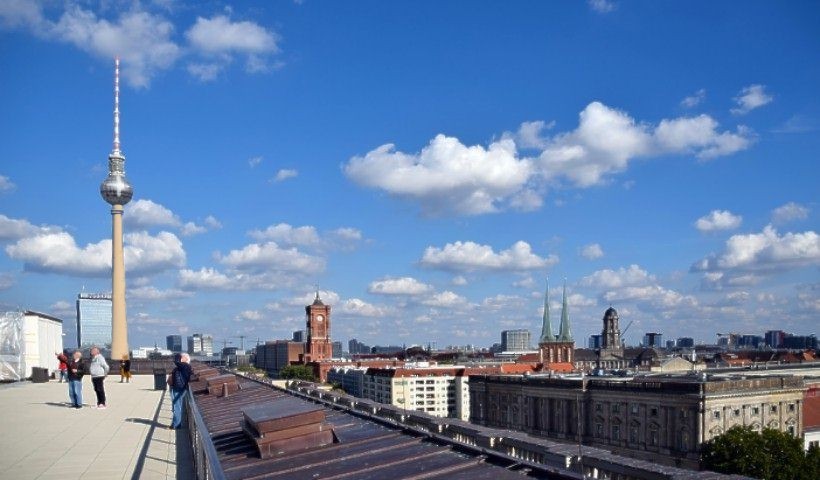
xmin=0 ymin=375 xmax=191 ymax=480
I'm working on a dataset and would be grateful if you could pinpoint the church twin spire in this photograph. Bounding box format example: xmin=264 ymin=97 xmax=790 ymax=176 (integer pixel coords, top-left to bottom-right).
xmin=539 ymin=278 xmax=573 ymax=343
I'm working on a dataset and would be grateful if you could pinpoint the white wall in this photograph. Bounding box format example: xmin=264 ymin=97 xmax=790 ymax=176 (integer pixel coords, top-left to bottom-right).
xmin=22 ymin=313 xmax=62 ymax=378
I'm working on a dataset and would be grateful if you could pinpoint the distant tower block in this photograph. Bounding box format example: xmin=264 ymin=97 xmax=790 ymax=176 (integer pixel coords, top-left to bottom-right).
xmin=100 ymin=57 xmax=133 ymax=360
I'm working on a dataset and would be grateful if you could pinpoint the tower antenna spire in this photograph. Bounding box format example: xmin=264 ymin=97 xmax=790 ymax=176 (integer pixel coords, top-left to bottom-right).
xmin=113 ymin=56 xmax=120 ymax=154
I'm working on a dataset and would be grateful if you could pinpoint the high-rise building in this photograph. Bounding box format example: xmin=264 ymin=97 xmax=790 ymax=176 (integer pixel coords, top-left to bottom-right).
xmin=201 ymin=334 xmax=214 ymax=356
xmin=765 ymin=330 xmax=786 ymax=348
xmin=254 ymin=340 xmax=305 ymax=375
xmin=588 ymin=334 xmax=603 ymax=349
xmin=331 ymin=341 xmax=343 ymax=358
xmin=187 ymin=334 xmax=200 ymax=354
xmin=187 ymin=333 xmax=214 ymax=356
xmin=783 ymin=334 xmax=817 ymax=350
xmin=349 ymin=338 xmax=371 ymax=355
xmin=166 ymin=335 xmax=182 ymax=352
xmin=292 ymin=330 xmax=306 ymax=343
xmin=305 ymin=291 xmax=331 ymax=362
xmin=76 ymin=293 xmax=112 ymax=350
xmin=642 ymin=332 xmax=663 ymax=348
xmin=99 ymin=58 xmax=134 ymax=361
xmin=676 ymin=337 xmax=695 ymax=348
xmin=501 ymin=329 xmax=530 ymax=351
xmin=738 ymin=334 xmax=763 ymax=349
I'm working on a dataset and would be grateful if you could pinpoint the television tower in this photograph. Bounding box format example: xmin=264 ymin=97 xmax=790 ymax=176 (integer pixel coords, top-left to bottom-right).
xmin=100 ymin=57 xmax=133 ymax=359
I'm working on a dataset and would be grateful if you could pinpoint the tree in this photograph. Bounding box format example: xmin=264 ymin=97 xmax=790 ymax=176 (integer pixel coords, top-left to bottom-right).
xmin=278 ymin=364 xmax=316 ymax=381
xmin=701 ymin=426 xmax=813 ymax=480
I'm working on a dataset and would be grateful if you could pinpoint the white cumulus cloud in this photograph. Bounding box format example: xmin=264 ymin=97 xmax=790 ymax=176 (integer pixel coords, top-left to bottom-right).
xmin=580 ymin=264 xmax=655 ymax=289
xmin=580 ymin=243 xmax=604 ymax=260
xmin=249 ymin=223 xmax=320 ymax=247
xmin=185 ymin=15 xmax=279 ymax=79
xmin=695 ymin=210 xmax=743 ymax=232
xmin=680 ymin=89 xmax=706 ymax=108
xmin=339 ymin=298 xmax=388 ymax=317
xmin=5 ymin=230 xmax=185 ymax=276
xmin=126 ymin=199 xmax=180 ymax=229
xmin=345 ymin=102 xmax=753 ymax=216
xmin=421 ymin=240 xmax=557 ymax=272
xmin=731 ymin=84 xmax=773 ymax=115
xmin=536 ymin=103 xmax=751 ymax=185
xmin=421 ymin=291 xmax=467 ymax=308
xmin=218 ymin=242 xmax=325 ymax=274
xmin=273 ymin=169 xmax=298 ymax=182
xmin=344 ymin=135 xmax=533 ymax=216
xmin=368 ymin=277 xmax=433 ymax=296
xmin=588 ymin=0 xmax=616 ymax=13
xmin=693 ymin=226 xmax=820 ymax=273
xmin=0 ymin=175 xmax=15 ymax=193
xmin=50 ymin=6 xmax=181 ymax=88
xmin=771 ymin=202 xmax=809 ymax=225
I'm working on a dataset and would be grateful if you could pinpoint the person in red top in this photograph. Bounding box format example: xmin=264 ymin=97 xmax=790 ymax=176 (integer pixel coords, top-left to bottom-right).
xmin=56 ymin=353 xmax=68 ymax=383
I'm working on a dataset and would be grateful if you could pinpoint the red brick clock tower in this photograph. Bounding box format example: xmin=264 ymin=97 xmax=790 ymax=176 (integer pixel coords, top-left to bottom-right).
xmin=305 ymin=291 xmax=332 ymax=362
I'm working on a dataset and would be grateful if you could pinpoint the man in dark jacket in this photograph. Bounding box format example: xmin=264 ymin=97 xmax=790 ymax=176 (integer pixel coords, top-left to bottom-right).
xmin=57 ymin=350 xmax=86 ymax=408
xmin=169 ymin=353 xmax=193 ymax=429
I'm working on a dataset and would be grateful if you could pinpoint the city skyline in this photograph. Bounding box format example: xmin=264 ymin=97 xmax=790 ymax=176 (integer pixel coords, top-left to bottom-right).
xmin=0 ymin=1 xmax=818 ymax=348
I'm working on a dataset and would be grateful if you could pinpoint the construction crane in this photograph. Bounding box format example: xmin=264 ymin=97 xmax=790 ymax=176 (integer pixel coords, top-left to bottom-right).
xmin=621 ymin=320 xmax=634 ymax=347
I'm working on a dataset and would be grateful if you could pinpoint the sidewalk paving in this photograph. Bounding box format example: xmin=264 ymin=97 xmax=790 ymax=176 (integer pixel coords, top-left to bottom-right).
xmin=0 ymin=374 xmax=193 ymax=480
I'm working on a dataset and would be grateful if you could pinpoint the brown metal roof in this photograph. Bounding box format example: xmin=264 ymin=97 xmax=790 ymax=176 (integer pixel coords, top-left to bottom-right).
xmin=192 ymin=375 xmax=558 ymax=480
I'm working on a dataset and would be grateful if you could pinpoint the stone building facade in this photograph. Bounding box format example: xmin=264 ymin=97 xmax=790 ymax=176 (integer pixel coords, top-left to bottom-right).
xmin=469 ymin=373 xmax=805 ymax=469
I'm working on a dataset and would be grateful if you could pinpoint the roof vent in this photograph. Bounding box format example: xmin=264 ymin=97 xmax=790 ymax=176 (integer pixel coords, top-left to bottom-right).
xmin=242 ymin=399 xmax=336 ymax=458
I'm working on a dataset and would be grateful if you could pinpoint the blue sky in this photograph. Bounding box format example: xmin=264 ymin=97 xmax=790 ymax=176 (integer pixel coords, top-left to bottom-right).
xmin=1 ymin=0 xmax=818 ymax=350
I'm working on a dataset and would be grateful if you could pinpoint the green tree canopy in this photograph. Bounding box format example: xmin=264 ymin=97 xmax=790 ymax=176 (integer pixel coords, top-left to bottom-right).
xmin=278 ymin=364 xmax=316 ymax=381
xmin=701 ymin=426 xmax=815 ymax=480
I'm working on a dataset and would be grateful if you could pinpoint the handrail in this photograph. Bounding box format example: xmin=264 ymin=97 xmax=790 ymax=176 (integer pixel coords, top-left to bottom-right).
xmin=186 ymin=386 xmax=227 ymax=480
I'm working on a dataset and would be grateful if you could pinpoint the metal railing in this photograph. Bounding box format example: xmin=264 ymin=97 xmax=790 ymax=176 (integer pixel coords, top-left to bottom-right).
xmin=186 ymin=387 xmax=227 ymax=480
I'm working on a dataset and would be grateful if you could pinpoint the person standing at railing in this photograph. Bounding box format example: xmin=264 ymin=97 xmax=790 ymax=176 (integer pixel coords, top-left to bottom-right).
xmin=168 ymin=352 xmax=192 ymax=430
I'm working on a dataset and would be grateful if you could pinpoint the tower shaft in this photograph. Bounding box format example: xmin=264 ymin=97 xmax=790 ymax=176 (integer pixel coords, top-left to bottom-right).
xmin=110 ymin=205 xmax=128 ymax=359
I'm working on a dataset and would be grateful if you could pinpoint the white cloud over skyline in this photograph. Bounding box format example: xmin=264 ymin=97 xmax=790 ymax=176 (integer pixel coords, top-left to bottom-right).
xmin=421 ymin=241 xmax=558 ymax=272
xmin=346 ymin=102 xmax=753 ymax=216
xmin=695 ymin=210 xmax=743 ymax=232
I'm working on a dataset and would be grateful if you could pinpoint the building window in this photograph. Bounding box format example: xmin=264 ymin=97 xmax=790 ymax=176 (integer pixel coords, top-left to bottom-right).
xmin=612 ymin=425 xmax=620 ymax=441
xmin=629 ymin=426 xmax=639 ymax=444
xmin=752 ymin=407 xmax=760 ymax=415
xmin=789 ymin=403 xmax=796 ymax=412
xmin=650 ymin=407 xmax=658 ymax=417
xmin=733 ymin=409 xmax=740 ymax=417
xmin=630 ymin=404 xmax=639 ymax=414
xmin=595 ymin=403 xmax=602 ymax=412
xmin=788 ymin=425 xmax=796 ymax=436
xmin=612 ymin=403 xmax=620 ymax=413
xmin=595 ymin=423 xmax=603 ymax=437
xmin=713 ymin=410 xmax=721 ymax=420
xmin=770 ymin=405 xmax=777 ymax=413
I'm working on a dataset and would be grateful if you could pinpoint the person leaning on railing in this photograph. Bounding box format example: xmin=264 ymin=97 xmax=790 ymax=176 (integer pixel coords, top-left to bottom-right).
xmin=168 ymin=353 xmax=193 ymax=430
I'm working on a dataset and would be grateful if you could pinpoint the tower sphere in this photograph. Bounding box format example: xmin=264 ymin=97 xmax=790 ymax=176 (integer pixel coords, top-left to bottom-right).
xmin=100 ymin=155 xmax=133 ymax=205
